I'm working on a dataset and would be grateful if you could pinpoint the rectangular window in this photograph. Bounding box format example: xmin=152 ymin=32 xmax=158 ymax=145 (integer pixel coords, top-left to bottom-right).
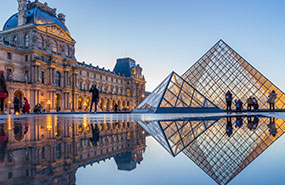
xmin=94 ymin=73 xmax=96 ymax=78
xmin=25 ymin=55 xmax=28 ymax=62
xmin=7 ymin=52 xmax=12 ymax=60
xmin=6 ymin=69 xmax=12 ymax=80
xmin=100 ymin=75 xmax=102 ymax=80
xmin=79 ymin=70 xmax=82 ymax=75
xmin=87 ymin=72 xmax=89 ymax=77
xmin=40 ymin=71 xmax=44 ymax=84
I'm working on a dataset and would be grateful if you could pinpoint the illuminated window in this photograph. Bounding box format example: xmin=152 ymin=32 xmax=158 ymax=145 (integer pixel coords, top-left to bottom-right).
xmin=126 ymin=89 xmax=130 ymax=97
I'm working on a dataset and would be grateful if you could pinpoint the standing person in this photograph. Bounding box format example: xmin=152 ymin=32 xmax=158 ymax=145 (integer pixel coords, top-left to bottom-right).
xmin=225 ymin=90 xmax=233 ymax=113
xmin=246 ymin=97 xmax=253 ymax=112
xmin=267 ymin=90 xmax=277 ymax=112
xmin=114 ymin=103 xmax=119 ymax=112
xmin=13 ymin=95 xmax=20 ymax=114
xmin=235 ymin=99 xmax=243 ymax=113
xmin=23 ymin=97 xmax=30 ymax=114
xmin=89 ymin=85 xmax=99 ymax=113
xmin=252 ymin=97 xmax=259 ymax=112
xmin=0 ymin=70 xmax=8 ymax=114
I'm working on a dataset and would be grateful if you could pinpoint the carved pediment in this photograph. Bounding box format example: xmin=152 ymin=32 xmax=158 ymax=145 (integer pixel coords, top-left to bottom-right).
xmin=36 ymin=24 xmax=74 ymax=42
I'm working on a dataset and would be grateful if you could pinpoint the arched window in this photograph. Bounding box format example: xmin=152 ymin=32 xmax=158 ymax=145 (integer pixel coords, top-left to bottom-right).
xmin=24 ymin=34 xmax=29 ymax=48
xmin=65 ymin=45 xmax=69 ymax=56
xmin=37 ymin=34 xmax=44 ymax=49
xmin=79 ymin=81 xmax=82 ymax=90
xmin=55 ymin=72 xmax=60 ymax=86
xmin=51 ymin=40 xmax=57 ymax=53
xmin=13 ymin=36 xmax=18 ymax=45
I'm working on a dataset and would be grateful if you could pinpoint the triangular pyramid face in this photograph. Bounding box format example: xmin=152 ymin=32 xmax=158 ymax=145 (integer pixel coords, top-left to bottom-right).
xmin=134 ymin=73 xmax=172 ymax=113
xmin=137 ymin=118 xmax=220 ymax=156
xmin=182 ymin=40 xmax=285 ymax=110
xmin=134 ymin=72 xmax=221 ymax=113
xmin=156 ymin=72 xmax=221 ymax=113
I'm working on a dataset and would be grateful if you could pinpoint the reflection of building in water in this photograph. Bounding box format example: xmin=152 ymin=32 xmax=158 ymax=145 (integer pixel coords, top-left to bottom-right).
xmin=138 ymin=117 xmax=285 ymax=185
xmin=0 ymin=116 xmax=146 ymax=185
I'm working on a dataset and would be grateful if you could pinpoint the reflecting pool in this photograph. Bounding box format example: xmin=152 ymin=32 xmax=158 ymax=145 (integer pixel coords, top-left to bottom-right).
xmin=0 ymin=113 xmax=285 ymax=185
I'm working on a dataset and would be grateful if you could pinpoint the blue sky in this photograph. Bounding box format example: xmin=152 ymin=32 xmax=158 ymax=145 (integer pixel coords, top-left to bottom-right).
xmin=0 ymin=0 xmax=284 ymax=91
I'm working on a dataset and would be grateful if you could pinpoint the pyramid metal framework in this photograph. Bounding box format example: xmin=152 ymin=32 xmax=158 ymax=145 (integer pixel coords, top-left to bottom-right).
xmin=182 ymin=117 xmax=285 ymax=185
xmin=137 ymin=118 xmax=220 ymax=156
xmin=137 ymin=117 xmax=285 ymax=185
xmin=134 ymin=72 xmax=221 ymax=113
xmin=182 ymin=40 xmax=285 ymax=110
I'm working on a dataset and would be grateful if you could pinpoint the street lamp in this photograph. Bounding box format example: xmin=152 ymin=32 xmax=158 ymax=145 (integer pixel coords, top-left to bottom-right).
xmin=8 ymin=100 xmax=11 ymax=114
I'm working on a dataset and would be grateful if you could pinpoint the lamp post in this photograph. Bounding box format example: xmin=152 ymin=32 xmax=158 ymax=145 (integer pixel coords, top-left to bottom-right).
xmin=8 ymin=100 xmax=11 ymax=114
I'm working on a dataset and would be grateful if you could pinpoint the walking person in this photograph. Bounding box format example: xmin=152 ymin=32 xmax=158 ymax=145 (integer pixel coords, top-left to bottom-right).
xmin=89 ymin=85 xmax=99 ymax=113
xmin=267 ymin=90 xmax=277 ymax=112
xmin=0 ymin=70 xmax=8 ymax=114
xmin=225 ymin=90 xmax=233 ymax=114
xmin=13 ymin=95 xmax=20 ymax=114
xmin=23 ymin=97 xmax=30 ymax=114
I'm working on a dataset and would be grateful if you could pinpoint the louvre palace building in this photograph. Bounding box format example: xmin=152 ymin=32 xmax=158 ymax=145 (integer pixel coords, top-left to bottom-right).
xmin=0 ymin=0 xmax=146 ymax=112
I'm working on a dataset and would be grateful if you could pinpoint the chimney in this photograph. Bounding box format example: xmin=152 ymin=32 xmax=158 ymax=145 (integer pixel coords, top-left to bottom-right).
xmin=58 ymin=13 xmax=66 ymax=24
xmin=18 ymin=0 xmax=27 ymax=26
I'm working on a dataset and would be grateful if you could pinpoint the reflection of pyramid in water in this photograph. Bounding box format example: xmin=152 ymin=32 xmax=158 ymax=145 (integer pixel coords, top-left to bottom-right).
xmin=182 ymin=117 xmax=285 ymax=185
xmin=134 ymin=72 xmax=221 ymax=113
xmin=137 ymin=118 xmax=220 ymax=156
xmin=137 ymin=117 xmax=285 ymax=185
xmin=182 ymin=39 xmax=285 ymax=110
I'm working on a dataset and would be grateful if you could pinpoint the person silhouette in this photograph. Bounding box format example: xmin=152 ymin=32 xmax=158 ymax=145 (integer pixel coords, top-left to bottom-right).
xmin=226 ymin=117 xmax=233 ymax=137
xmin=268 ymin=117 xmax=277 ymax=137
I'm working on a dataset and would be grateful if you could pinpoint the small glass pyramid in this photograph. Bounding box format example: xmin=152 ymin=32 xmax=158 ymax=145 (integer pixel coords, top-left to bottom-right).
xmin=134 ymin=72 xmax=221 ymax=113
xmin=182 ymin=39 xmax=285 ymax=110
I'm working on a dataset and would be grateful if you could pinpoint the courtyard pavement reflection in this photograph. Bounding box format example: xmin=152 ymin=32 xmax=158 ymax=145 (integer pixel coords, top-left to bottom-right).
xmin=0 ymin=112 xmax=284 ymax=185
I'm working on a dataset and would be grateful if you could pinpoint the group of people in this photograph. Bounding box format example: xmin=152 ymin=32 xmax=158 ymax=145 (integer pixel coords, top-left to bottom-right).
xmin=226 ymin=116 xmax=277 ymax=137
xmin=225 ymin=90 xmax=277 ymax=113
xmin=0 ymin=70 xmax=30 ymax=114
xmin=13 ymin=95 xmax=30 ymax=114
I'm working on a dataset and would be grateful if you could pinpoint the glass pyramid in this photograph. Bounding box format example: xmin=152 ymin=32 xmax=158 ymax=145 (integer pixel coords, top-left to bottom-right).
xmin=134 ymin=72 xmax=221 ymax=113
xmin=182 ymin=40 xmax=285 ymax=110
xmin=137 ymin=118 xmax=220 ymax=156
xmin=182 ymin=116 xmax=285 ymax=185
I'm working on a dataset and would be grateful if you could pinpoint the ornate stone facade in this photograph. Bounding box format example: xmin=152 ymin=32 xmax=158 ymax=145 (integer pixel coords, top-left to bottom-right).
xmin=0 ymin=0 xmax=146 ymax=112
